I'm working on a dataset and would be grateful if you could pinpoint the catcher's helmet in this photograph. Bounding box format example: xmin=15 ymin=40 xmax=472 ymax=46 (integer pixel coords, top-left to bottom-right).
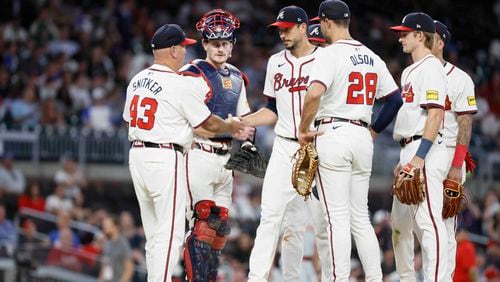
xmin=196 ymin=9 xmax=240 ymax=41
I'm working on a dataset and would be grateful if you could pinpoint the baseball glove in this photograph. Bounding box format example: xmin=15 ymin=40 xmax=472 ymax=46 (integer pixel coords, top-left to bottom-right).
xmin=224 ymin=142 xmax=267 ymax=178
xmin=291 ymin=143 xmax=319 ymax=200
xmin=392 ymin=164 xmax=425 ymax=205
xmin=442 ymin=178 xmax=467 ymax=219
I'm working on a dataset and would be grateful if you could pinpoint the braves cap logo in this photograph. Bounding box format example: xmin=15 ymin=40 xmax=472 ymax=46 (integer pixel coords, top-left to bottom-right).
xmin=311 ymin=26 xmax=320 ymax=35
xmin=402 ymin=15 xmax=407 ymax=23
xmin=278 ymin=11 xmax=285 ymax=19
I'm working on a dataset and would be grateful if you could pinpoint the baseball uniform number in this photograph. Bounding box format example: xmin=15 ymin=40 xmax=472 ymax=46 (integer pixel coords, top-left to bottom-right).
xmin=346 ymin=72 xmax=378 ymax=105
xmin=129 ymin=95 xmax=158 ymax=130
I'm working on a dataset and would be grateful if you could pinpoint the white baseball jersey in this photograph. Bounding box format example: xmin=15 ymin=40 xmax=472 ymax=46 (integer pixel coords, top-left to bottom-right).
xmin=443 ymin=62 xmax=478 ymax=146
xmin=393 ymin=55 xmax=447 ymax=140
xmin=123 ymin=64 xmax=211 ymax=149
xmin=263 ymin=48 xmax=318 ymax=139
xmin=309 ymin=39 xmax=399 ymax=123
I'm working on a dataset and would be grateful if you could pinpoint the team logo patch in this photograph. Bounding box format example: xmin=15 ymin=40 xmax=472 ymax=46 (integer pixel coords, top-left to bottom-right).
xmin=426 ymin=90 xmax=439 ymax=100
xmin=467 ymin=96 xmax=476 ymax=106
xmin=222 ymin=78 xmax=232 ymax=89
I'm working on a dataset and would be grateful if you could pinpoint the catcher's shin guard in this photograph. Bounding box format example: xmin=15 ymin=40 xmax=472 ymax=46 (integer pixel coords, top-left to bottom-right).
xmin=207 ymin=206 xmax=231 ymax=281
xmin=185 ymin=200 xmax=218 ymax=281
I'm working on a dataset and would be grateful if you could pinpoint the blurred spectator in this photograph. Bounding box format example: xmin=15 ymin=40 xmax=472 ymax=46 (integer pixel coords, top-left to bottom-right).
xmin=40 ymin=98 xmax=66 ymax=127
xmin=47 ymin=227 xmax=84 ymax=272
xmin=0 ymin=203 xmax=17 ymax=256
xmin=485 ymin=265 xmax=500 ymax=281
xmin=99 ymin=216 xmax=133 ymax=282
xmin=0 ymin=151 xmax=26 ymax=195
xmin=48 ymin=211 xmax=80 ymax=247
xmin=29 ymin=6 xmax=59 ymax=47
xmin=81 ymin=232 xmax=105 ymax=272
xmin=373 ymin=209 xmax=392 ymax=252
xmin=68 ymin=72 xmax=92 ymax=115
xmin=18 ymin=181 xmax=45 ymax=212
xmin=45 ymin=184 xmax=73 ymax=214
xmin=82 ymin=87 xmax=113 ymax=132
xmin=119 ymin=211 xmax=145 ymax=261
xmin=54 ymin=155 xmax=87 ymax=200
xmin=8 ymin=83 xmax=40 ymax=129
xmin=16 ymin=219 xmax=49 ymax=273
xmin=454 ymin=228 xmax=478 ymax=282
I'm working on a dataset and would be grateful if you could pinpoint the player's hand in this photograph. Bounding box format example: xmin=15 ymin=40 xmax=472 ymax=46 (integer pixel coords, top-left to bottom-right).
xmin=408 ymin=155 xmax=424 ymax=169
xmin=447 ymin=166 xmax=462 ymax=183
xmin=232 ymin=126 xmax=255 ymax=141
xmin=298 ymin=130 xmax=324 ymax=147
xmin=226 ymin=114 xmax=245 ymax=134
xmin=369 ymin=128 xmax=378 ymax=140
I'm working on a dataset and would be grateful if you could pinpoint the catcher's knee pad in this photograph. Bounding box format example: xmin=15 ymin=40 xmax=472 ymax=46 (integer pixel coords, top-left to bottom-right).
xmin=194 ymin=200 xmax=216 ymax=220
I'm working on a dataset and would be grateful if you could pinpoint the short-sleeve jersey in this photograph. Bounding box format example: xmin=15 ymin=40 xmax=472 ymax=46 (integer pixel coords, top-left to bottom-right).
xmin=393 ymin=55 xmax=447 ymax=141
xmin=263 ymin=49 xmax=318 ymax=139
xmin=123 ymin=64 xmax=211 ymax=149
xmin=443 ymin=63 xmax=478 ymax=146
xmin=309 ymin=39 xmax=399 ymax=124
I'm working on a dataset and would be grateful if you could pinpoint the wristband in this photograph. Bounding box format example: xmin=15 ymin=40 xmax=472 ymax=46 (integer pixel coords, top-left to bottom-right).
xmin=415 ymin=138 xmax=433 ymax=159
xmin=451 ymin=143 xmax=468 ymax=168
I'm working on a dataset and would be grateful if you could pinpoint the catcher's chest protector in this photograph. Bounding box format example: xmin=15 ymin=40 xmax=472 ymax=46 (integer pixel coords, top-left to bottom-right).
xmin=193 ymin=59 xmax=243 ymax=119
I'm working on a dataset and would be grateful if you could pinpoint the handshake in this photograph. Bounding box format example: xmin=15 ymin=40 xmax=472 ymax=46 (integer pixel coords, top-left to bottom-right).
xmin=226 ymin=114 xmax=255 ymax=141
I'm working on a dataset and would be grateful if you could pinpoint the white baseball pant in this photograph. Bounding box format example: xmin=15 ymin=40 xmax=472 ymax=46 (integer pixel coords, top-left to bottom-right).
xmin=248 ymin=136 xmax=308 ymax=282
xmin=185 ymin=148 xmax=232 ymax=225
xmin=391 ymin=137 xmax=450 ymax=282
xmin=129 ymin=147 xmax=186 ymax=282
xmin=315 ymin=122 xmax=382 ymax=282
xmin=309 ymin=195 xmax=333 ymax=282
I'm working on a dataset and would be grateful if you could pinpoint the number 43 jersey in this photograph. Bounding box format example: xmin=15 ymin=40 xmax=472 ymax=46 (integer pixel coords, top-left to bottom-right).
xmin=310 ymin=39 xmax=398 ymax=124
xmin=123 ymin=64 xmax=211 ymax=148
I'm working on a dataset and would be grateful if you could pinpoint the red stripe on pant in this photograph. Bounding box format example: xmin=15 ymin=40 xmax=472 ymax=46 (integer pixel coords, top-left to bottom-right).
xmin=163 ymin=151 xmax=179 ymax=281
xmin=186 ymin=153 xmax=194 ymax=211
xmin=317 ymin=168 xmax=336 ymax=281
xmin=423 ymin=166 xmax=440 ymax=282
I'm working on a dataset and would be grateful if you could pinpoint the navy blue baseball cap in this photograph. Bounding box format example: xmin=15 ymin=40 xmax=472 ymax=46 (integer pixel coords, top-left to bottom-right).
xmin=390 ymin=12 xmax=435 ymax=33
xmin=318 ymin=0 xmax=351 ymax=20
xmin=434 ymin=20 xmax=451 ymax=44
xmin=268 ymin=6 xmax=308 ymax=28
xmin=151 ymin=24 xmax=196 ymax=50
xmin=308 ymin=24 xmax=326 ymax=43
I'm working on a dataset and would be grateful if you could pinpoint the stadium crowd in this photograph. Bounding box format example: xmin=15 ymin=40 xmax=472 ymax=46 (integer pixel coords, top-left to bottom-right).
xmin=0 ymin=0 xmax=499 ymax=281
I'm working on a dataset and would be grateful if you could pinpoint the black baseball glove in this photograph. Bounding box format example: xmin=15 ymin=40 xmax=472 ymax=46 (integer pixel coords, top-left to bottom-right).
xmin=224 ymin=142 xmax=267 ymax=178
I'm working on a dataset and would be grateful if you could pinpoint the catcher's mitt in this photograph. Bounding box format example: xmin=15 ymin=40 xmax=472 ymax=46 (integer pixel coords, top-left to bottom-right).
xmin=224 ymin=142 xmax=267 ymax=178
xmin=393 ymin=164 xmax=425 ymax=205
xmin=442 ymin=178 xmax=467 ymax=219
xmin=291 ymin=143 xmax=319 ymax=200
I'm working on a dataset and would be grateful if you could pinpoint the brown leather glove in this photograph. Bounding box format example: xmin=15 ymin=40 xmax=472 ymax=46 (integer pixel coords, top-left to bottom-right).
xmin=393 ymin=164 xmax=425 ymax=205
xmin=291 ymin=143 xmax=319 ymax=200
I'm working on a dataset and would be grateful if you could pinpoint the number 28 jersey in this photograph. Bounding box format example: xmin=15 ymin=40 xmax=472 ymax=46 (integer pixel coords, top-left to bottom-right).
xmin=123 ymin=64 xmax=211 ymax=148
xmin=309 ymin=39 xmax=398 ymax=124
